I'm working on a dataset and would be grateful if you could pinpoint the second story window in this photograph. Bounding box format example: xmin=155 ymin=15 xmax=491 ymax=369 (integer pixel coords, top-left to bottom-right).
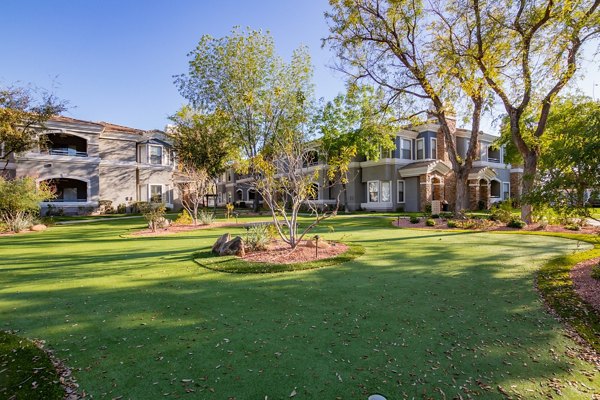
xmin=431 ymin=138 xmax=437 ymax=159
xmin=416 ymin=138 xmax=425 ymax=160
xmin=400 ymin=138 xmax=412 ymax=160
xmin=149 ymin=145 xmax=163 ymax=165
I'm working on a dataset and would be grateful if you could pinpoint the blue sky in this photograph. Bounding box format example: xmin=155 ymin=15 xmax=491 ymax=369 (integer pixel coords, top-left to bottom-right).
xmin=1 ymin=1 xmax=598 ymax=132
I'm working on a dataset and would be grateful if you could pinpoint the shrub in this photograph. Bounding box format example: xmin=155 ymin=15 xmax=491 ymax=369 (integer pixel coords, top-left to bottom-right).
xmin=424 ymin=203 xmax=432 ymax=213
xmin=396 ymin=205 xmax=405 ymax=212
xmin=447 ymin=220 xmax=458 ymax=228
xmin=117 ymin=203 xmax=127 ymax=214
xmin=490 ymin=202 xmax=513 ymax=223
xmin=430 ymin=214 xmax=440 ymax=219
xmin=592 ymin=263 xmax=600 ymax=281
xmin=425 ymin=218 xmax=435 ymax=227
xmin=199 ymin=210 xmax=215 ymax=225
xmin=175 ymin=209 xmax=193 ymax=225
xmin=409 ymin=216 xmax=420 ymax=224
xmin=565 ymin=224 xmax=581 ymax=231
xmin=0 ymin=177 xmax=54 ymax=232
xmin=98 ymin=200 xmax=114 ymax=214
xmin=440 ymin=212 xmax=453 ymax=219
xmin=138 ymin=202 xmax=166 ymax=232
xmin=246 ymin=224 xmax=272 ymax=251
xmin=507 ymin=218 xmax=526 ymax=229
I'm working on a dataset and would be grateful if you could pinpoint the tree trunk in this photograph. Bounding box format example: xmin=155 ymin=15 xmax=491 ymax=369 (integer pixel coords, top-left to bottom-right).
xmin=342 ymin=182 xmax=349 ymax=213
xmin=253 ymin=194 xmax=260 ymax=213
xmin=454 ymin=169 xmax=469 ymax=213
xmin=521 ymin=152 xmax=538 ymax=223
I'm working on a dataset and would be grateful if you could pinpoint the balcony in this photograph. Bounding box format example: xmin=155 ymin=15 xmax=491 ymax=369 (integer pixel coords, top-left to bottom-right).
xmin=45 ymin=148 xmax=88 ymax=157
xmin=41 ymin=133 xmax=88 ymax=158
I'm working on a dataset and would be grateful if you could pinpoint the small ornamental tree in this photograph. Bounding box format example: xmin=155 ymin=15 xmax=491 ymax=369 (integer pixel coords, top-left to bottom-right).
xmin=0 ymin=177 xmax=55 ymax=232
xmin=174 ymin=165 xmax=213 ymax=226
xmin=138 ymin=202 xmax=166 ymax=232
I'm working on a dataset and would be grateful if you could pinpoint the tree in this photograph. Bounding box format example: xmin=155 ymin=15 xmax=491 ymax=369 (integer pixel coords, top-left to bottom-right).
xmin=176 ymin=28 xmax=333 ymax=248
xmin=0 ymin=177 xmax=54 ymax=232
xmin=0 ymin=86 xmax=67 ymax=171
xmin=469 ymin=0 xmax=600 ymax=221
xmin=175 ymin=28 xmax=312 ymax=212
xmin=170 ymin=107 xmax=235 ymax=223
xmin=526 ymin=96 xmax=600 ymax=222
xmin=325 ymin=0 xmax=492 ymax=212
xmin=317 ymin=84 xmax=396 ymax=212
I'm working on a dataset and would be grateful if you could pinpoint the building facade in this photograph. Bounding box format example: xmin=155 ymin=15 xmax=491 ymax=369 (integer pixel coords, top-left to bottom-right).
xmin=217 ymin=116 xmax=523 ymax=212
xmin=2 ymin=116 xmax=179 ymax=215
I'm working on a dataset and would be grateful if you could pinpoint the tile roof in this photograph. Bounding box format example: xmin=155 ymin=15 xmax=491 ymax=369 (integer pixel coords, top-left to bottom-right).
xmin=49 ymin=115 xmax=147 ymax=135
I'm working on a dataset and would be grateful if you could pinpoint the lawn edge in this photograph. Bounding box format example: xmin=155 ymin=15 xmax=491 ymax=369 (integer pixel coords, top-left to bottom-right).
xmin=193 ymin=241 xmax=365 ymax=274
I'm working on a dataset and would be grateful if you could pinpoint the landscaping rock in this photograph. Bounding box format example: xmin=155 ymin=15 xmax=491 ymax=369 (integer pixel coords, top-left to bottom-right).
xmin=305 ymin=239 xmax=330 ymax=249
xmin=219 ymin=236 xmax=245 ymax=257
xmin=212 ymin=233 xmax=231 ymax=254
xmin=30 ymin=224 xmax=47 ymax=232
xmin=149 ymin=217 xmax=171 ymax=230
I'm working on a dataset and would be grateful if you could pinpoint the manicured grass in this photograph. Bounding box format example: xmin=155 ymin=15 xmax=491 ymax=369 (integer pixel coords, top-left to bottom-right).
xmin=194 ymin=242 xmax=365 ymax=274
xmin=0 ymin=330 xmax=63 ymax=399
xmin=1 ymin=215 xmax=599 ymax=398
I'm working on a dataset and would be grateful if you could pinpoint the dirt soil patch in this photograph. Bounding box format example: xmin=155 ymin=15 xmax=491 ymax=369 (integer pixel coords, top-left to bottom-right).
xmin=571 ymin=257 xmax=600 ymax=313
xmin=242 ymin=240 xmax=348 ymax=264
xmin=132 ymin=222 xmax=242 ymax=236
xmin=393 ymin=218 xmax=600 ymax=234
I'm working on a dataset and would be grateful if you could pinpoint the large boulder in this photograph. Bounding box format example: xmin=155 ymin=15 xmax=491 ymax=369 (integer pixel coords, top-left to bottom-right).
xmin=30 ymin=224 xmax=47 ymax=232
xmin=219 ymin=236 xmax=245 ymax=257
xmin=212 ymin=233 xmax=231 ymax=254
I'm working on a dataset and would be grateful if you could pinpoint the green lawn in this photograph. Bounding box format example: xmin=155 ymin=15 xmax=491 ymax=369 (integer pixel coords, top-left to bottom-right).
xmin=1 ymin=216 xmax=599 ymax=398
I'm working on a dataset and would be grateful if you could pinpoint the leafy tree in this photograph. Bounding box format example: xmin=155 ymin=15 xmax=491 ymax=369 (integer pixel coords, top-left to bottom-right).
xmin=175 ymin=28 xmax=313 ymax=212
xmin=325 ymin=0 xmax=493 ymax=212
xmin=527 ymin=96 xmax=600 ymax=222
xmin=317 ymin=84 xmax=396 ymax=211
xmin=469 ymin=0 xmax=600 ymax=221
xmin=170 ymin=107 xmax=235 ymax=222
xmin=139 ymin=202 xmax=167 ymax=233
xmin=0 ymin=177 xmax=54 ymax=232
xmin=0 ymin=86 xmax=67 ymax=171
xmin=176 ymin=28 xmax=331 ymax=248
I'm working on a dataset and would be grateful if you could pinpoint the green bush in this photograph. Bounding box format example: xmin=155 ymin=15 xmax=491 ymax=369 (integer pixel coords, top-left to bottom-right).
xmin=409 ymin=216 xmax=420 ymax=224
xmin=507 ymin=218 xmax=526 ymax=229
xmin=565 ymin=224 xmax=581 ymax=231
xmin=490 ymin=202 xmax=513 ymax=223
xmin=0 ymin=177 xmax=54 ymax=232
xmin=138 ymin=202 xmax=166 ymax=232
xmin=592 ymin=264 xmax=600 ymax=281
xmin=430 ymin=214 xmax=440 ymax=219
xmin=246 ymin=224 xmax=272 ymax=251
xmin=425 ymin=218 xmax=435 ymax=227
xmin=199 ymin=210 xmax=216 ymax=225
xmin=447 ymin=220 xmax=458 ymax=228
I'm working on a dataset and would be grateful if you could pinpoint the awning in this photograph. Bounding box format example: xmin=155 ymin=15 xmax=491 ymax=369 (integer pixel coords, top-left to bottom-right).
xmin=468 ymin=166 xmax=497 ymax=181
xmin=398 ymin=160 xmax=452 ymax=178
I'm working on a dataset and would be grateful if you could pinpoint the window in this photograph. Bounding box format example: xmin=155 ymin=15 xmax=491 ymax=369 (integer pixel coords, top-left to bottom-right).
xmin=381 ymin=146 xmax=393 ymax=159
xmin=487 ymin=146 xmax=501 ymax=163
xmin=503 ymin=182 xmax=510 ymax=200
xmin=368 ymin=181 xmax=379 ymax=203
xmin=490 ymin=180 xmax=501 ymax=198
xmin=431 ymin=138 xmax=437 ymax=159
xmin=381 ymin=181 xmax=391 ymax=202
xmin=165 ymin=184 xmax=172 ymax=204
xmin=150 ymin=184 xmax=162 ymax=202
xmin=416 ymin=139 xmax=424 ymax=160
xmin=397 ymin=180 xmax=405 ymax=203
xmin=149 ymin=145 xmax=163 ymax=165
xmin=400 ymin=138 xmax=412 ymax=160
xmin=248 ymin=189 xmax=256 ymax=201
xmin=236 ymin=189 xmax=243 ymax=201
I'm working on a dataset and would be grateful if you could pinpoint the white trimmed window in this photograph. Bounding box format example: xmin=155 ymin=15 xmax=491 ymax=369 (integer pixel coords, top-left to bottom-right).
xmin=368 ymin=181 xmax=379 ymax=203
xmin=400 ymin=138 xmax=412 ymax=160
xmin=381 ymin=181 xmax=391 ymax=202
xmin=431 ymin=138 xmax=437 ymax=159
xmin=150 ymin=184 xmax=162 ymax=202
xmin=416 ymin=138 xmax=425 ymax=160
xmin=503 ymin=182 xmax=510 ymax=200
xmin=397 ymin=180 xmax=405 ymax=203
xmin=149 ymin=145 xmax=163 ymax=165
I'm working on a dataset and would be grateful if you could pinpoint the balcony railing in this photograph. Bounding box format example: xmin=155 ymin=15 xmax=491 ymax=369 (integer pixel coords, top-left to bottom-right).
xmin=45 ymin=148 xmax=88 ymax=157
xmin=44 ymin=198 xmax=88 ymax=203
xmin=487 ymin=157 xmax=501 ymax=163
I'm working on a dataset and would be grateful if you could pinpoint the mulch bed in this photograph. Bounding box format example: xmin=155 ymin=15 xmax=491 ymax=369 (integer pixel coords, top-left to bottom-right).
xmin=393 ymin=218 xmax=600 ymax=234
xmin=571 ymin=257 xmax=600 ymax=313
xmin=242 ymin=240 xmax=348 ymax=264
xmin=131 ymin=222 xmax=242 ymax=237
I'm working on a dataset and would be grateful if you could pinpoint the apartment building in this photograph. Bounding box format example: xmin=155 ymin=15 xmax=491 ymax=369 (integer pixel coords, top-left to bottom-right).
xmin=3 ymin=116 xmax=179 ymax=215
xmin=217 ymin=115 xmax=522 ymax=212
